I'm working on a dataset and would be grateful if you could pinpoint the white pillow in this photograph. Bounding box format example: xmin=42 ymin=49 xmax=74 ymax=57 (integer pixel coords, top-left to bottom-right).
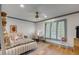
xmin=10 ymin=32 xmax=24 ymax=47
xmin=10 ymin=33 xmax=34 ymax=48
xmin=24 ymin=38 xmax=34 ymax=43
xmin=10 ymin=38 xmax=15 ymax=47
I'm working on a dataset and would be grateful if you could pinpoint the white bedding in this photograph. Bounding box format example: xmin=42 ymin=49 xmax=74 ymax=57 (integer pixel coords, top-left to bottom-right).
xmin=0 ymin=32 xmax=37 ymax=55
xmin=10 ymin=38 xmax=34 ymax=48
xmin=0 ymin=41 xmax=37 ymax=55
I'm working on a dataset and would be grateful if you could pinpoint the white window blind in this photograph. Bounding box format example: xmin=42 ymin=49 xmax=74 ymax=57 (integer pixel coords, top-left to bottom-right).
xmin=51 ymin=22 xmax=57 ymax=39
xmin=45 ymin=19 xmax=66 ymax=41
xmin=45 ymin=22 xmax=51 ymax=38
xmin=57 ymin=21 xmax=65 ymax=40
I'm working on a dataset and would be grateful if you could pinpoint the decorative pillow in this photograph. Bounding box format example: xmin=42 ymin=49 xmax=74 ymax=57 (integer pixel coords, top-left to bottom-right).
xmin=10 ymin=32 xmax=24 ymax=47
xmin=9 ymin=38 xmax=15 ymax=47
xmin=24 ymin=35 xmax=28 ymax=38
xmin=10 ymin=32 xmax=18 ymax=41
xmin=10 ymin=32 xmax=17 ymax=47
xmin=24 ymin=38 xmax=34 ymax=43
xmin=10 ymin=32 xmax=34 ymax=48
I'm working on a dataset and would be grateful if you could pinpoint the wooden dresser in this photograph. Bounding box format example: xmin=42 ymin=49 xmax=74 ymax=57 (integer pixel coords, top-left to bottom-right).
xmin=74 ymin=38 xmax=79 ymax=47
xmin=74 ymin=38 xmax=79 ymax=54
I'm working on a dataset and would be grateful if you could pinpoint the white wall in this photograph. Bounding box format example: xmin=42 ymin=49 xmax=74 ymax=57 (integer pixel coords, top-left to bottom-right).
xmin=36 ymin=13 xmax=79 ymax=47
xmin=6 ymin=17 xmax=35 ymax=37
xmin=2 ymin=5 xmax=35 ymax=38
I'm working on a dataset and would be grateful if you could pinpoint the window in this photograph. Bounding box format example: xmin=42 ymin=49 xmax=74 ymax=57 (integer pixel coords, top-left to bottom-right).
xmin=45 ymin=19 xmax=66 ymax=41
xmin=45 ymin=22 xmax=51 ymax=38
xmin=57 ymin=20 xmax=65 ymax=40
xmin=51 ymin=22 xmax=57 ymax=39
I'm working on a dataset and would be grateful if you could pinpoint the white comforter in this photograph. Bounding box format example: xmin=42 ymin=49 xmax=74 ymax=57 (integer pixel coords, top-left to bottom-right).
xmin=0 ymin=39 xmax=37 ymax=55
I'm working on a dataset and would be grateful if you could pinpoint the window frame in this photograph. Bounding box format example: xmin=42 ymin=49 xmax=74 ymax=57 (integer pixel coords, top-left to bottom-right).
xmin=45 ymin=22 xmax=51 ymax=39
xmin=45 ymin=19 xmax=67 ymax=41
xmin=56 ymin=19 xmax=67 ymax=40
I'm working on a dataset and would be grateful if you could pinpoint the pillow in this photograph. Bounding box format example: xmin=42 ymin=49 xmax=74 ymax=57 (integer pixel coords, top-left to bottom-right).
xmin=9 ymin=38 xmax=15 ymax=47
xmin=10 ymin=32 xmax=18 ymax=42
xmin=10 ymin=32 xmax=34 ymax=48
xmin=17 ymin=32 xmax=24 ymax=39
xmin=24 ymin=38 xmax=34 ymax=43
xmin=10 ymin=32 xmax=19 ymax=47
xmin=24 ymin=35 xmax=28 ymax=38
xmin=10 ymin=32 xmax=24 ymax=47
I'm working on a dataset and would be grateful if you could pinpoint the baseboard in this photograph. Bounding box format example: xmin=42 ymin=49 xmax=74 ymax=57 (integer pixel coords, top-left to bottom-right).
xmin=45 ymin=40 xmax=74 ymax=49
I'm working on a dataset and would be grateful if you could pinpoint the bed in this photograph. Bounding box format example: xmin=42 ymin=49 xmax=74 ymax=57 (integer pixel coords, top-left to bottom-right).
xmin=0 ymin=32 xmax=37 ymax=55
xmin=0 ymin=39 xmax=37 ymax=55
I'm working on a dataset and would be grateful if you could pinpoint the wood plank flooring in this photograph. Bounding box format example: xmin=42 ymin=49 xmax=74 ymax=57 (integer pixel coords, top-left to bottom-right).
xmin=28 ymin=42 xmax=79 ymax=55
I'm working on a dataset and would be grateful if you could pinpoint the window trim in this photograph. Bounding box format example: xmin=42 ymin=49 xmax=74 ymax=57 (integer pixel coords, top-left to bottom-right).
xmin=45 ymin=19 xmax=67 ymax=41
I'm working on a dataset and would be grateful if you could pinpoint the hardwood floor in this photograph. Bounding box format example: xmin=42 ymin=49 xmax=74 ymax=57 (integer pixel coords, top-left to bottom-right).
xmin=28 ymin=42 xmax=79 ymax=55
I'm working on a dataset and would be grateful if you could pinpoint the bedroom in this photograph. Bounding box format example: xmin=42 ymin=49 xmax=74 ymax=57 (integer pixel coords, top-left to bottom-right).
xmin=0 ymin=4 xmax=79 ymax=55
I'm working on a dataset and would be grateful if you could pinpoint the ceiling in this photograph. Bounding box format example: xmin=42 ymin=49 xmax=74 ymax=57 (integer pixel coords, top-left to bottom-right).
xmin=2 ymin=4 xmax=79 ymax=22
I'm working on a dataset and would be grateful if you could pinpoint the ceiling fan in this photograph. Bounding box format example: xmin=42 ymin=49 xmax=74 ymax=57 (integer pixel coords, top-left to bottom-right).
xmin=26 ymin=8 xmax=47 ymax=20
xmin=35 ymin=11 xmax=39 ymax=18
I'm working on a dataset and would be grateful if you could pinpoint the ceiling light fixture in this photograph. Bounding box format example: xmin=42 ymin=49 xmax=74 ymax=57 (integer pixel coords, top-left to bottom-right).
xmin=20 ymin=4 xmax=24 ymax=8
xmin=44 ymin=15 xmax=47 ymax=18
